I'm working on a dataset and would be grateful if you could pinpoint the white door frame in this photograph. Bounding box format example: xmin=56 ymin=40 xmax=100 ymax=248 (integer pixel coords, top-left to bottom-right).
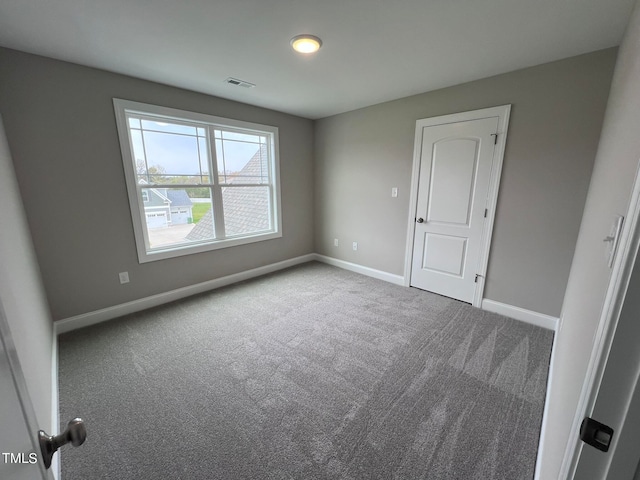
xmin=404 ymin=105 xmax=511 ymax=307
xmin=558 ymin=159 xmax=640 ymax=479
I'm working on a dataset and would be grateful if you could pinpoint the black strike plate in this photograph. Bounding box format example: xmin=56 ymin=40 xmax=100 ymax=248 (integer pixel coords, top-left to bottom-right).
xmin=579 ymin=417 xmax=614 ymax=452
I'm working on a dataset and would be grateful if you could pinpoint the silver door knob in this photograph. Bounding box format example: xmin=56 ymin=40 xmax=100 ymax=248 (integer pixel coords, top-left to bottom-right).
xmin=39 ymin=418 xmax=86 ymax=469
xmin=416 ymin=218 xmax=424 ymax=223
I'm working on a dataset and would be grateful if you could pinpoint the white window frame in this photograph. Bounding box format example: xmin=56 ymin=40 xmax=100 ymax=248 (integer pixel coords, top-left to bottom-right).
xmin=113 ymin=98 xmax=282 ymax=263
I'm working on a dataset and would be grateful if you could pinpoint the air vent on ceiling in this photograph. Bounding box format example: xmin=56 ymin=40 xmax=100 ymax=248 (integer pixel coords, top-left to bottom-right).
xmin=224 ymin=77 xmax=256 ymax=88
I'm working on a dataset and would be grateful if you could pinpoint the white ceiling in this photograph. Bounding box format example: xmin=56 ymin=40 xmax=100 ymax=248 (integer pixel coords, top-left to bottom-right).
xmin=0 ymin=0 xmax=635 ymax=119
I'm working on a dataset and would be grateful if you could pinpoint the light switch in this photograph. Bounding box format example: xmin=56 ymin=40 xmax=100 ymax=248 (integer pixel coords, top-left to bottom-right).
xmin=391 ymin=187 xmax=398 ymax=198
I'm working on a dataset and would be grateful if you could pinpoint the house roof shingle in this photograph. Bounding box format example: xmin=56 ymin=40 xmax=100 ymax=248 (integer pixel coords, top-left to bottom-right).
xmin=186 ymin=145 xmax=271 ymax=241
xmin=165 ymin=189 xmax=193 ymax=208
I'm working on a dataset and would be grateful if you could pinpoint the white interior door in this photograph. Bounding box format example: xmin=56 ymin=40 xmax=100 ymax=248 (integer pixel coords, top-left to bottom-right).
xmin=410 ymin=116 xmax=499 ymax=303
xmin=0 ymin=301 xmax=52 ymax=480
xmin=572 ymin=246 xmax=640 ymax=479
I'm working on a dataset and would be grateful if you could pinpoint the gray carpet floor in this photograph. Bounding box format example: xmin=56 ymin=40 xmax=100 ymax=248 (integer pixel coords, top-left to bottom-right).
xmin=58 ymin=262 xmax=553 ymax=479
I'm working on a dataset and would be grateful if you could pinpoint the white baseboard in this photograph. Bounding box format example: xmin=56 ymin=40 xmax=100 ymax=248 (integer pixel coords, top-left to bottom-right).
xmin=55 ymin=254 xmax=316 ymax=334
xmin=481 ymin=299 xmax=558 ymax=331
xmin=61 ymin=254 xmax=552 ymax=338
xmin=313 ymin=254 xmax=405 ymax=286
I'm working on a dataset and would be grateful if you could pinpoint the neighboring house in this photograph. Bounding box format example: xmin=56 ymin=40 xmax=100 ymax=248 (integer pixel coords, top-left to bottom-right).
xmin=187 ymin=145 xmax=270 ymax=240
xmin=140 ymin=183 xmax=194 ymax=229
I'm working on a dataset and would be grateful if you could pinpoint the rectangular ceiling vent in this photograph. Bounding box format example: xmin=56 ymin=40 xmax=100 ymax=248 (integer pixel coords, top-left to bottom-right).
xmin=224 ymin=77 xmax=256 ymax=88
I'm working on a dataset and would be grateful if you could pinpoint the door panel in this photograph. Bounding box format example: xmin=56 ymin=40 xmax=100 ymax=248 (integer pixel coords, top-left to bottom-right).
xmin=428 ymin=139 xmax=478 ymax=225
xmin=0 ymin=301 xmax=51 ymax=479
xmin=573 ymin=254 xmax=640 ymax=479
xmin=411 ymin=117 xmax=498 ymax=303
xmin=423 ymin=233 xmax=467 ymax=276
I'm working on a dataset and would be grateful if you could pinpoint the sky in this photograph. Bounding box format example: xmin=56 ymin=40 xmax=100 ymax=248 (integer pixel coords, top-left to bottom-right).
xmin=129 ymin=118 xmax=262 ymax=178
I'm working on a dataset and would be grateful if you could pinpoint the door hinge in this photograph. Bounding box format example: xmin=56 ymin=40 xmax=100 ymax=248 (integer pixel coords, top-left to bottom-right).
xmin=491 ymin=133 xmax=498 ymax=145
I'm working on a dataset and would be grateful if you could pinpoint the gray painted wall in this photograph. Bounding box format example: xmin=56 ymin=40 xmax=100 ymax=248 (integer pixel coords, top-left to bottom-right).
xmin=315 ymin=49 xmax=616 ymax=317
xmin=0 ymin=48 xmax=315 ymax=321
xmin=539 ymin=0 xmax=640 ymax=477
xmin=0 ymin=115 xmax=53 ymax=432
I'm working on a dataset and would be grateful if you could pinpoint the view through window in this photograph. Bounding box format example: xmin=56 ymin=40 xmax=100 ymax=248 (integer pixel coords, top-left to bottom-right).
xmin=114 ymin=99 xmax=281 ymax=262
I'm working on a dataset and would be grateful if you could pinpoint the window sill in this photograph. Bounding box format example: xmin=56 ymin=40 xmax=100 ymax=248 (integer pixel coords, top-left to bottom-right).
xmin=137 ymin=230 xmax=282 ymax=263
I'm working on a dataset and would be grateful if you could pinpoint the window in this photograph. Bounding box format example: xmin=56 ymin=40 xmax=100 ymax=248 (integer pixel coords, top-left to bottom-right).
xmin=113 ymin=99 xmax=281 ymax=263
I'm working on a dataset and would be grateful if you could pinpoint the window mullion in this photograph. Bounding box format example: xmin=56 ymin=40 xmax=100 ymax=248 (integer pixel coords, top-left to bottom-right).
xmin=134 ymin=182 xmax=153 ymax=251
xmin=269 ymin=184 xmax=276 ymax=227
xmin=207 ymin=127 xmax=226 ymax=239
xmin=131 ymin=119 xmax=150 ymax=184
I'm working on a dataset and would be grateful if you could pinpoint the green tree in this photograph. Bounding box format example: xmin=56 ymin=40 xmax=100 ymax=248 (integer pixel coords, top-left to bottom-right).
xmin=136 ymin=160 xmax=167 ymax=184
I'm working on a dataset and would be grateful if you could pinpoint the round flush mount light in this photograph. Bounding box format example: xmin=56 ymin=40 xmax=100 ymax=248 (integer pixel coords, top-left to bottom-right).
xmin=290 ymin=34 xmax=322 ymax=54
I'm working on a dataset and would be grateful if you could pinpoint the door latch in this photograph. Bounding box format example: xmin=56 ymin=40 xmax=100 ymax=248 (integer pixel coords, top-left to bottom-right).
xmin=579 ymin=417 xmax=614 ymax=452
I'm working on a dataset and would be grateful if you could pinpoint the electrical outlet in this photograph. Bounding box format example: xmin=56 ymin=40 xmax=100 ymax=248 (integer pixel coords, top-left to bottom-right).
xmin=352 ymin=242 xmax=358 ymax=251
xmin=334 ymin=238 xmax=339 ymax=247
xmin=119 ymin=272 xmax=130 ymax=284
xmin=391 ymin=187 xmax=398 ymax=198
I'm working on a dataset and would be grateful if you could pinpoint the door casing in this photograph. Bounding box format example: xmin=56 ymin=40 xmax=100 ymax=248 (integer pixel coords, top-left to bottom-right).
xmin=404 ymin=105 xmax=511 ymax=307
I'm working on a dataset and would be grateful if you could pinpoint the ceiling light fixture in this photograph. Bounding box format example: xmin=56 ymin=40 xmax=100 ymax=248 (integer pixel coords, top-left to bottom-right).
xmin=290 ymin=34 xmax=322 ymax=54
